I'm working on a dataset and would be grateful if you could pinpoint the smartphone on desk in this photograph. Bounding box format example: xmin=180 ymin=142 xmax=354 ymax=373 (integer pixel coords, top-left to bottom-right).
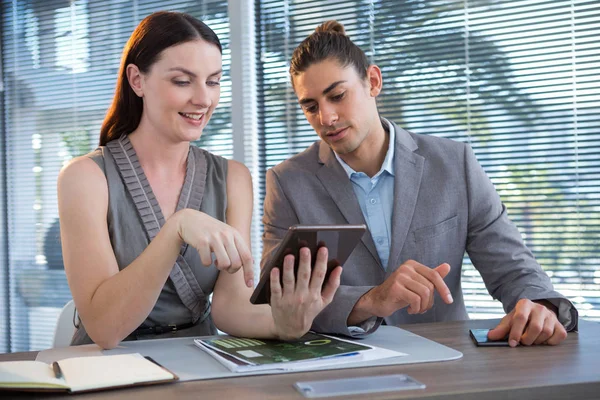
xmin=250 ymin=224 xmax=366 ymax=305
xmin=469 ymin=329 xmax=511 ymax=347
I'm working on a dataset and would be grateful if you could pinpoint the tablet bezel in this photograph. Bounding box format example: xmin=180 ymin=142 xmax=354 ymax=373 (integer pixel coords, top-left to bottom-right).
xmin=250 ymin=224 xmax=367 ymax=305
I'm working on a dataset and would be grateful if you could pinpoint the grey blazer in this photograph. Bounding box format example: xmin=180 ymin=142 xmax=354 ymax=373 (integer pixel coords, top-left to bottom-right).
xmin=262 ymin=120 xmax=577 ymax=336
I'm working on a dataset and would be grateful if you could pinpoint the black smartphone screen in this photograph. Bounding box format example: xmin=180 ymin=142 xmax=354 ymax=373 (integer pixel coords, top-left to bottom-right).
xmin=469 ymin=329 xmax=511 ymax=347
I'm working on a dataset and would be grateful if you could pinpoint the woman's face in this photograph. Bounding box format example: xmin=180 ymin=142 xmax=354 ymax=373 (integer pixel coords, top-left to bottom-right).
xmin=132 ymin=39 xmax=222 ymax=143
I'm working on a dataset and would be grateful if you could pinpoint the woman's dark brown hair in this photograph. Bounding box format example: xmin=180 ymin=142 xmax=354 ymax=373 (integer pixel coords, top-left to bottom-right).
xmin=99 ymin=11 xmax=221 ymax=146
xmin=289 ymin=20 xmax=369 ymax=87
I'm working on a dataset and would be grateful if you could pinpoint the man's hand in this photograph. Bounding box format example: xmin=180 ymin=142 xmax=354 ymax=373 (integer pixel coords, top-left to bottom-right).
xmin=349 ymin=260 xmax=453 ymax=325
xmin=269 ymin=247 xmax=342 ymax=340
xmin=488 ymin=298 xmax=567 ymax=347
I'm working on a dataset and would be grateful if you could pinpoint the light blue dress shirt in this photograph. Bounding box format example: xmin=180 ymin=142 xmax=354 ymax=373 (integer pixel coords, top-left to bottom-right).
xmin=334 ymin=119 xmax=395 ymax=269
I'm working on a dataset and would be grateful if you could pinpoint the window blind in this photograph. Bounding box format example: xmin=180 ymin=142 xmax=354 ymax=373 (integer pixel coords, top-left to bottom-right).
xmin=255 ymin=0 xmax=600 ymax=320
xmin=0 ymin=0 xmax=231 ymax=353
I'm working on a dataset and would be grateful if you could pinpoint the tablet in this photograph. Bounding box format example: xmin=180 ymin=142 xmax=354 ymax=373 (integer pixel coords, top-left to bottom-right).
xmin=250 ymin=224 xmax=367 ymax=305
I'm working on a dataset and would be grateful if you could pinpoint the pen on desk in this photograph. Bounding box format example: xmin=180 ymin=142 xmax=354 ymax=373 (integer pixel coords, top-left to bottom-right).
xmin=145 ymin=356 xmax=166 ymax=370
xmin=52 ymin=361 xmax=63 ymax=380
xmin=145 ymin=356 xmax=178 ymax=380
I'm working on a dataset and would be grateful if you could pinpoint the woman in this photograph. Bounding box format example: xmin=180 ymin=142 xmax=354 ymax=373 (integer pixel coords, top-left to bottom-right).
xmin=58 ymin=11 xmax=341 ymax=349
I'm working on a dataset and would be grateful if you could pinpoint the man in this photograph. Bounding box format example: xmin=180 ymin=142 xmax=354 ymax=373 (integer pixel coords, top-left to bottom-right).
xmin=261 ymin=20 xmax=577 ymax=346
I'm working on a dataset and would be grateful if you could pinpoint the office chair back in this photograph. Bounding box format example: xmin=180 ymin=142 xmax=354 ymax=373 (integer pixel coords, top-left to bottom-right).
xmin=53 ymin=299 xmax=78 ymax=348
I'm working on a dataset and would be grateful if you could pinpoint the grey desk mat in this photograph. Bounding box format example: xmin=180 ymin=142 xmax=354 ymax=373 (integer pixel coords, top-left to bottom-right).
xmin=93 ymin=326 xmax=462 ymax=381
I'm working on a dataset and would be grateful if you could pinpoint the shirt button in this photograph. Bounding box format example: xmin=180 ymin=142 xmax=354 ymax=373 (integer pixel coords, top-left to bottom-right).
xmin=370 ymin=198 xmax=376 ymax=204
xmin=377 ymin=238 xmax=384 ymax=244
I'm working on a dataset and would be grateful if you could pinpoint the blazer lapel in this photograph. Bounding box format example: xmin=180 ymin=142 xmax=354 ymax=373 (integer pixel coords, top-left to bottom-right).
xmin=316 ymin=141 xmax=382 ymax=268
xmin=387 ymin=123 xmax=424 ymax=271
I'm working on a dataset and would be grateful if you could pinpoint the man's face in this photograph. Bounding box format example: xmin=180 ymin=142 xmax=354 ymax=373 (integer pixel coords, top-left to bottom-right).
xmin=293 ymin=59 xmax=380 ymax=155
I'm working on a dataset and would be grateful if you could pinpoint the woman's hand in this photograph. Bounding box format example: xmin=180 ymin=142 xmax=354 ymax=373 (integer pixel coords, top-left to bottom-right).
xmin=269 ymin=246 xmax=342 ymax=340
xmin=175 ymin=209 xmax=254 ymax=287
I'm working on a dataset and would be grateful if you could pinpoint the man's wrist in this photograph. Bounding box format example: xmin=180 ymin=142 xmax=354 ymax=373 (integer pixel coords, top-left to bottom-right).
xmin=269 ymin=316 xmax=281 ymax=340
xmin=533 ymin=299 xmax=558 ymax=316
xmin=269 ymin=313 xmax=307 ymax=341
xmin=348 ymin=291 xmax=375 ymax=326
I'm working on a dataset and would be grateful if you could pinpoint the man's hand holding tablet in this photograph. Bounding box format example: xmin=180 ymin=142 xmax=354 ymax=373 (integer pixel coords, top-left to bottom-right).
xmin=251 ymin=225 xmax=367 ymax=305
xmin=251 ymin=225 xmax=366 ymax=340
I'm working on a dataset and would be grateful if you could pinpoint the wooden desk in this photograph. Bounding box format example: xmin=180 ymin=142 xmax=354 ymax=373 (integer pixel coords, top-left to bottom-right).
xmin=3 ymin=319 xmax=599 ymax=399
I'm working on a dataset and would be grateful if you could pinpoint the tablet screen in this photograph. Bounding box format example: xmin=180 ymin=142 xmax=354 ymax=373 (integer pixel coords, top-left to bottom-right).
xmin=250 ymin=224 xmax=367 ymax=305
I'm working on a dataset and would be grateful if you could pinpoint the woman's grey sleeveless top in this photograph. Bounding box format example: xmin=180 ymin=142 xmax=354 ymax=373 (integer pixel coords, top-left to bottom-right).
xmin=71 ymin=135 xmax=227 ymax=345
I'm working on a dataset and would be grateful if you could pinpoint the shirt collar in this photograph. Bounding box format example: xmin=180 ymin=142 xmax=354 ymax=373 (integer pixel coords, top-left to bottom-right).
xmin=335 ymin=118 xmax=396 ymax=179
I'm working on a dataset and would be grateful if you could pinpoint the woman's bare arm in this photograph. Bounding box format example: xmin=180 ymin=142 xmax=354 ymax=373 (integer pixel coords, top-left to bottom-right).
xmin=58 ymin=157 xmax=184 ymax=349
